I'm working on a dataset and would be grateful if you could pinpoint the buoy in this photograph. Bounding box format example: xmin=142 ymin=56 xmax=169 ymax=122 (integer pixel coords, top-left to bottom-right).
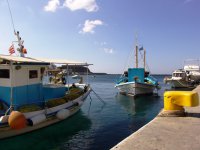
xmin=0 ymin=115 xmax=9 ymax=124
xmin=56 ymin=109 xmax=70 ymax=120
xmin=8 ymin=111 xmax=27 ymax=130
xmin=28 ymin=114 xmax=46 ymax=126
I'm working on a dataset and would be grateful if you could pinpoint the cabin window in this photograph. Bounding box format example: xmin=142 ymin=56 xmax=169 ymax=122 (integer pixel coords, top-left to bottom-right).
xmin=29 ymin=70 xmax=38 ymax=79
xmin=0 ymin=69 xmax=10 ymax=78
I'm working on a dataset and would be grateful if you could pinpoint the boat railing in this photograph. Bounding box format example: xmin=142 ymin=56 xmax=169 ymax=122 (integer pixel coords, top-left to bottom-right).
xmin=184 ymin=59 xmax=200 ymax=66
xmin=145 ymin=76 xmax=158 ymax=85
xmin=116 ymin=76 xmax=128 ymax=84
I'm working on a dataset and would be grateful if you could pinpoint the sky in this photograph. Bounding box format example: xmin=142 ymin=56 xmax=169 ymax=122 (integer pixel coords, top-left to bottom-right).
xmin=0 ymin=0 xmax=200 ymax=74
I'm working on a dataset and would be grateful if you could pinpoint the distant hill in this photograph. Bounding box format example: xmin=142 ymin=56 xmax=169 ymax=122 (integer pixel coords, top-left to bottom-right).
xmin=60 ymin=65 xmax=107 ymax=75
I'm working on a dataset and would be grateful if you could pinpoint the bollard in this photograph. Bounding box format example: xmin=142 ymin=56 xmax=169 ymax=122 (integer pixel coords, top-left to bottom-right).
xmin=159 ymin=91 xmax=199 ymax=117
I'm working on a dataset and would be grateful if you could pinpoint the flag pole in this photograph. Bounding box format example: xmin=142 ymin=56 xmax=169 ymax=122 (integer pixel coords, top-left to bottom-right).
xmin=144 ymin=48 xmax=146 ymax=71
xmin=10 ymin=61 xmax=14 ymax=112
xmin=135 ymin=45 xmax=138 ymax=68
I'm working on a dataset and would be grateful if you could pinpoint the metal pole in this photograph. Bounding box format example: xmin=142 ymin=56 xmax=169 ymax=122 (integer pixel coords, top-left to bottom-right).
xmin=15 ymin=31 xmax=24 ymax=57
xmin=144 ymin=49 xmax=146 ymax=71
xmin=67 ymin=64 xmax=70 ymax=93
xmin=6 ymin=0 xmax=16 ymax=32
xmin=10 ymin=61 xmax=14 ymax=111
xmin=135 ymin=45 xmax=138 ymax=68
xmin=86 ymin=64 xmax=89 ymax=85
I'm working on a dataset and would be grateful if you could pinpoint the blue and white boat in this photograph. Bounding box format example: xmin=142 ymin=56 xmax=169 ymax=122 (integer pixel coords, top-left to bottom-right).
xmin=115 ymin=44 xmax=159 ymax=96
xmin=0 ymin=31 xmax=91 ymax=139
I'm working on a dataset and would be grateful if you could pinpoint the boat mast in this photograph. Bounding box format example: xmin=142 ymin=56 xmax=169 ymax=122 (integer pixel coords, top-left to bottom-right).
xmin=135 ymin=45 xmax=138 ymax=68
xmin=15 ymin=31 xmax=25 ymax=57
xmin=144 ymin=48 xmax=146 ymax=71
xmin=7 ymin=0 xmax=25 ymax=57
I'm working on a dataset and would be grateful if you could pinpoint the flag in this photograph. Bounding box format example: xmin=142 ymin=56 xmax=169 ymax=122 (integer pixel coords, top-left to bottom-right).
xmin=22 ymin=48 xmax=27 ymax=54
xmin=9 ymin=44 xmax=15 ymax=55
xmin=139 ymin=46 xmax=144 ymax=51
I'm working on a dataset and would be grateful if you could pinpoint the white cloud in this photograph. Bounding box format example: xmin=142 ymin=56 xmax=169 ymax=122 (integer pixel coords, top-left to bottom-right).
xmin=63 ymin=0 xmax=98 ymax=12
xmin=184 ymin=0 xmax=193 ymax=3
xmin=80 ymin=19 xmax=103 ymax=34
xmin=104 ymin=48 xmax=114 ymax=54
xmin=44 ymin=0 xmax=60 ymax=12
xmin=100 ymin=42 xmax=107 ymax=46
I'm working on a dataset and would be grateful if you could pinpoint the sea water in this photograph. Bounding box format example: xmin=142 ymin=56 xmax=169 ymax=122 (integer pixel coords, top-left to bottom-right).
xmin=0 ymin=75 xmax=170 ymax=150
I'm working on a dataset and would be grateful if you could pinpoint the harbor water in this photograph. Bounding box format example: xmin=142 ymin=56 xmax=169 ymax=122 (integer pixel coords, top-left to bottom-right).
xmin=0 ymin=75 xmax=169 ymax=150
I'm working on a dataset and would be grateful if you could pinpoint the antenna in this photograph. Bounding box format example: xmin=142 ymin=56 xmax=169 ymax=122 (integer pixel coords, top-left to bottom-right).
xmin=6 ymin=0 xmax=16 ymax=33
xmin=6 ymin=0 xmax=26 ymax=57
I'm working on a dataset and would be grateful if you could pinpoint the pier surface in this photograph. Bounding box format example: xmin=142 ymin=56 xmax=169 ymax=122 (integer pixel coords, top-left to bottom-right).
xmin=111 ymin=86 xmax=200 ymax=150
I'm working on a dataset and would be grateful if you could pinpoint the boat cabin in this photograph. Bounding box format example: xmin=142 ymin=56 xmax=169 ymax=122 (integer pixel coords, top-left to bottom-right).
xmin=172 ymin=70 xmax=187 ymax=79
xmin=0 ymin=55 xmax=89 ymax=111
xmin=128 ymin=68 xmax=145 ymax=83
xmin=0 ymin=55 xmax=50 ymax=109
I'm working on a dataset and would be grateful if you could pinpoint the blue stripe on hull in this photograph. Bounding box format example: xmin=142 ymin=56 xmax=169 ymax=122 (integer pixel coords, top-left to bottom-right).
xmin=0 ymin=84 xmax=43 ymax=108
xmin=43 ymin=86 xmax=65 ymax=100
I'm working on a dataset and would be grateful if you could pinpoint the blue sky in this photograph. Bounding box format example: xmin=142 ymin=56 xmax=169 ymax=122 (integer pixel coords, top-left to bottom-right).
xmin=0 ymin=0 xmax=200 ymax=74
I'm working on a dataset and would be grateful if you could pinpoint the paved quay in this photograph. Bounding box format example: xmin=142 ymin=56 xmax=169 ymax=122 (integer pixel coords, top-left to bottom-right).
xmin=111 ymin=86 xmax=200 ymax=150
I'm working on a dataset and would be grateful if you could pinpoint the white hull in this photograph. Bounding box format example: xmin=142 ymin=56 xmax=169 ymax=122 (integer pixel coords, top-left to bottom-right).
xmin=170 ymin=80 xmax=191 ymax=88
xmin=190 ymin=73 xmax=200 ymax=81
xmin=115 ymin=82 xmax=155 ymax=96
xmin=164 ymin=78 xmax=192 ymax=88
xmin=0 ymin=87 xmax=91 ymax=139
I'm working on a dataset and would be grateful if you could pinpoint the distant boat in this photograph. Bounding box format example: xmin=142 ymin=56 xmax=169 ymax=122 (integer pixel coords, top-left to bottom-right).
xmin=164 ymin=69 xmax=192 ymax=88
xmin=115 ymin=41 xmax=160 ymax=97
xmin=184 ymin=59 xmax=200 ymax=81
xmin=72 ymin=74 xmax=81 ymax=79
xmin=0 ymin=31 xmax=91 ymax=139
xmin=164 ymin=59 xmax=200 ymax=88
xmin=91 ymin=75 xmax=96 ymax=78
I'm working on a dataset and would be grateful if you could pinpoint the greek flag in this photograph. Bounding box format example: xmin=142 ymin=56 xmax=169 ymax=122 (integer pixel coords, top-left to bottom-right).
xmin=139 ymin=46 xmax=144 ymax=51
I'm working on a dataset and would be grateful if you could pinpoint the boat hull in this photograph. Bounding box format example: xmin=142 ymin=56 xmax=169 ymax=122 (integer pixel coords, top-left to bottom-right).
xmin=115 ymin=82 xmax=155 ymax=96
xmin=170 ymin=80 xmax=191 ymax=88
xmin=164 ymin=78 xmax=193 ymax=88
xmin=0 ymin=87 xmax=91 ymax=139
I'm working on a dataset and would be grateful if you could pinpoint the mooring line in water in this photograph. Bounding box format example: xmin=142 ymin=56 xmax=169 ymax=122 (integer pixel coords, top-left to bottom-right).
xmin=91 ymin=88 xmax=106 ymax=104
xmin=87 ymin=94 xmax=93 ymax=114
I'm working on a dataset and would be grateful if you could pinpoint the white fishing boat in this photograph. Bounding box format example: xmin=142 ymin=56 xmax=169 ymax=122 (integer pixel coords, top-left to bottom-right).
xmin=164 ymin=69 xmax=193 ymax=88
xmin=0 ymin=30 xmax=92 ymax=139
xmin=72 ymin=74 xmax=81 ymax=79
xmin=115 ymin=42 xmax=160 ymax=96
xmin=184 ymin=59 xmax=200 ymax=81
xmin=164 ymin=59 xmax=200 ymax=88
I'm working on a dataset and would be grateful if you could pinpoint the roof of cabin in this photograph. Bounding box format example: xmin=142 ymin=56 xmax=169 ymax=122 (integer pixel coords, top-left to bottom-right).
xmin=0 ymin=54 xmax=43 ymax=63
xmin=36 ymin=58 xmax=88 ymax=65
xmin=0 ymin=54 xmax=89 ymax=65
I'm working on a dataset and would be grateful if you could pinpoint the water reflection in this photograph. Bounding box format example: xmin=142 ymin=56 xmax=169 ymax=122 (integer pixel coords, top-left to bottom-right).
xmin=115 ymin=93 xmax=136 ymax=115
xmin=115 ymin=93 xmax=163 ymax=133
xmin=116 ymin=93 xmax=161 ymax=114
xmin=0 ymin=111 xmax=92 ymax=150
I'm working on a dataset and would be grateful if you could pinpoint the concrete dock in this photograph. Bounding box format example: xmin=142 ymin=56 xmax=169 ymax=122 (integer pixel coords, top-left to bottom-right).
xmin=111 ymin=86 xmax=200 ymax=150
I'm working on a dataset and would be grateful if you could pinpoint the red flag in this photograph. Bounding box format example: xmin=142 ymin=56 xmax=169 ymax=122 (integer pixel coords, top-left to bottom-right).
xmin=22 ymin=48 xmax=27 ymax=54
xmin=9 ymin=44 xmax=15 ymax=55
